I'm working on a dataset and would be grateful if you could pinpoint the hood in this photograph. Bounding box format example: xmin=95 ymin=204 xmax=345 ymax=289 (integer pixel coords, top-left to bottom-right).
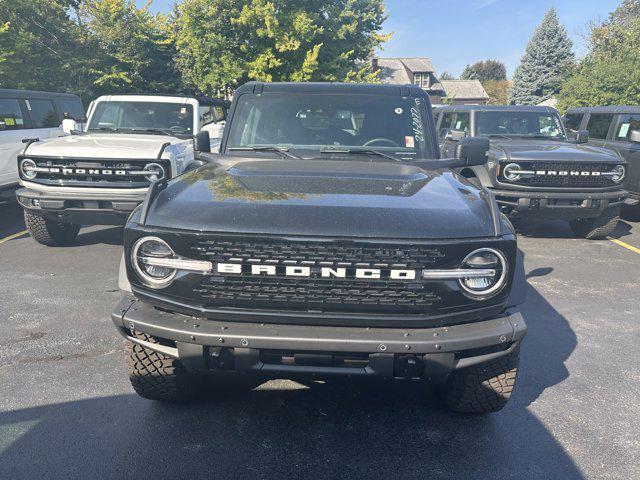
xmin=490 ymin=139 xmax=622 ymax=163
xmin=24 ymin=133 xmax=183 ymax=159
xmin=142 ymin=159 xmax=498 ymax=239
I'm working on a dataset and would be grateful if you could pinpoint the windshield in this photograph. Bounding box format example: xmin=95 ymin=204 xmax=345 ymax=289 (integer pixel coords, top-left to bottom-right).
xmin=476 ymin=111 xmax=566 ymax=140
xmin=226 ymin=93 xmax=430 ymax=160
xmin=87 ymin=101 xmax=194 ymax=136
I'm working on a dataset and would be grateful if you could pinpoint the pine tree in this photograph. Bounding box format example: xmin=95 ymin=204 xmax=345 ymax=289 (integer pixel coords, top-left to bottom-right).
xmin=509 ymin=9 xmax=574 ymax=105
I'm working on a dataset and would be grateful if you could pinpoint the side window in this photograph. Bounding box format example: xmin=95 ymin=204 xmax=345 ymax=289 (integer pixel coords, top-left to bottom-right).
xmin=438 ymin=112 xmax=454 ymax=138
xmin=453 ymin=112 xmax=470 ymax=134
xmin=0 ymin=98 xmax=27 ymax=130
xmin=613 ymin=114 xmax=640 ymax=142
xmin=586 ymin=113 xmax=614 ymax=140
xmin=26 ymin=99 xmax=60 ymax=128
xmin=563 ymin=113 xmax=584 ymax=133
xmin=57 ymin=98 xmax=85 ymax=121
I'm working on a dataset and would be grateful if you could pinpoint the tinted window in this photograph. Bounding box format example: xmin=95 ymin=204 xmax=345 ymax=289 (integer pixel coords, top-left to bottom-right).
xmin=57 ymin=98 xmax=85 ymax=121
xmin=87 ymin=101 xmax=194 ymax=135
xmin=613 ymin=114 xmax=640 ymax=142
xmin=0 ymin=98 xmax=27 ymax=130
xmin=27 ymin=99 xmax=59 ymax=128
xmin=475 ymin=111 xmax=565 ymax=139
xmin=226 ymin=93 xmax=430 ymax=160
xmin=563 ymin=113 xmax=583 ymax=133
xmin=453 ymin=112 xmax=470 ymax=134
xmin=586 ymin=113 xmax=614 ymax=140
xmin=439 ymin=112 xmax=454 ymax=138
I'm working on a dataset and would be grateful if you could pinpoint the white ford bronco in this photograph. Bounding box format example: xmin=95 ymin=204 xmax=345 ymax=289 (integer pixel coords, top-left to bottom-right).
xmin=16 ymin=94 xmax=227 ymax=246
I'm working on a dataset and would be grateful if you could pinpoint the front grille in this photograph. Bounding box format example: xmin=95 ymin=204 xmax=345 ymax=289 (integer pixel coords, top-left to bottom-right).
xmin=180 ymin=237 xmax=457 ymax=314
xmin=189 ymin=239 xmax=446 ymax=270
xmin=500 ymin=162 xmax=619 ymax=188
xmin=193 ymin=276 xmax=441 ymax=311
xmin=20 ymin=156 xmax=170 ymax=188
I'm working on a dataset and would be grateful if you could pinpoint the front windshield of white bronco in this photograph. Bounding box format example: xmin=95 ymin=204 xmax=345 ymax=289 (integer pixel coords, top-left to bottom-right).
xmin=476 ymin=111 xmax=566 ymax=140
xmin=226 ymin=93 xmax=429 ymax=160
xmin=87 ymin=101 xmax=194 ymax=136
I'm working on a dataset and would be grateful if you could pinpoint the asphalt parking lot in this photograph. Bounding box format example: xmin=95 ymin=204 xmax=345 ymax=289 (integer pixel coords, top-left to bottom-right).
xmin=1 ymin=200 xmax=639 ymax=480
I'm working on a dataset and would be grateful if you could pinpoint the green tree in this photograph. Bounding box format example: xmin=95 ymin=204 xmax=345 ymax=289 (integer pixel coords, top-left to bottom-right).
xmin=509 ymin=8 xmax=574 ymax=105
xmin=483 ymin=79 xmax=511 ymax=105
xmin=0 ymin=0 xmax=82 ymax=93
xmin=558 ymin=0 xmax=640 ymax=110
xmin=460 ymin=60 xmax=506 ymax=83
xmin=174 ymin=0 xmax=390 ymax=95
xmin=79 ymin=0 xmax=181 ymax=96
xmin=439 ymin=71 xmax=455 ymax=80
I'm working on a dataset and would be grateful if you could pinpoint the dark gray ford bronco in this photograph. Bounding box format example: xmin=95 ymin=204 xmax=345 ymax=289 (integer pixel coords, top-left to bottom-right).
xmin=435 ymin=105 xmax=627 ymax=239
xmin=112 ymin=82 xmax=527 ymax=414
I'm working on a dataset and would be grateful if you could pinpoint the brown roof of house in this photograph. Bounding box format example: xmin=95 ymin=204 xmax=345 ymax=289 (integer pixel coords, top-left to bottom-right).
xmin=441 ymin=80 xmax=489 ymax=100
xmin=375 ymin=57 xmax=444 ymax=92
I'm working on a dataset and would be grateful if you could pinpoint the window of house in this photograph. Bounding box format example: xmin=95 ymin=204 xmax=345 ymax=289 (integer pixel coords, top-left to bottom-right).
xmin=586 ymin=113 xmax=614 ymax=140
xmin=613 ymin=114 xmax=640 ymax=142
xmin=413 ymin=73 xmax=430 ymax=88
xmin=26 ymin=99 xmax=60 ymax=128
xmin=0 ymin=98 xmax=27 ymax=130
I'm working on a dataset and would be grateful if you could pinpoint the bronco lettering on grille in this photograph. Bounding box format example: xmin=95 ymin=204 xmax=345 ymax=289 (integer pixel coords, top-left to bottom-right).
xmin=215 ymin=262 xmax=418 ymax=280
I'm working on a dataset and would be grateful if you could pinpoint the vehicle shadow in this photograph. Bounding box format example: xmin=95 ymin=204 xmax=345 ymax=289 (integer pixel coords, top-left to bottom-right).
xmin=513 ymin=217 xmax=634 ymax=240
xmin=74 ymin=226 xmax=124 ymax=246
xmin=0 ymin=287 xmax=582 ymax=479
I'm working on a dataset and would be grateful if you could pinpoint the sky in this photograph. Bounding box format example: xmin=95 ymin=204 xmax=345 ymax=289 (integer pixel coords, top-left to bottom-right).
xmin=139 ymin=0 xmax=622 ymax=78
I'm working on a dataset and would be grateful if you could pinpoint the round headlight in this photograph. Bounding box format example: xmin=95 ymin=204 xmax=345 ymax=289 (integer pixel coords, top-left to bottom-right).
xmin=459 ymin=248 xmax=508 ymax=300
xmin=611 ymin=164 xmax=625 ymax=183
xmin=131 ymin=236 xmax=176 ymax=288
xmin=503 ymin=163 xmax=522 ymax=182
xmin=143 ymin=163 xmax=165 ymax=183
xmin=20 ymin=158 xmax=37 ymax=180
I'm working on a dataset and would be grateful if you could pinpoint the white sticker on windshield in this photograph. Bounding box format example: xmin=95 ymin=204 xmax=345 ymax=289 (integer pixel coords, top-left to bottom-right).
xmin=395 ymin=107 xmax=403 ymax=114
xmin=405 ymin=136 xmax=415 ymax=148
xmin=619 ymin=123 xmax=630 ymax=138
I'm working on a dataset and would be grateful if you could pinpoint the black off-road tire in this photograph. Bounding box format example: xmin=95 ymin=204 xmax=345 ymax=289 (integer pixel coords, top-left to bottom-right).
xmin=125 ymin=333 xmax=199 ymax=402
xmin=23 ymin=210 xmax=80 ymax=246
xmin=569 ymin=206 xmax=620 ymax=240
xmin=439 ymin=348 xmax=520 ymax=414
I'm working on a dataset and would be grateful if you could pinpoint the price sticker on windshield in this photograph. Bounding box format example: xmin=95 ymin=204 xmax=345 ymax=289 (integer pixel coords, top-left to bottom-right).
xmin=405 ymin=136 xmax=415 ymax=148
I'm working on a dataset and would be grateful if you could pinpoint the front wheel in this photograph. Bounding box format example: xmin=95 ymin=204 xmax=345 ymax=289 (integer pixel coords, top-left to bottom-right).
xmin=125 ymin=333 xmax=199 ymax=402
xmin=438 ymin=348 xmax=520 ymax=414
xmin=23 ymin=210 xmax=80 ymax=246
xmin=569 ymin=206 xmax=620 ymax=240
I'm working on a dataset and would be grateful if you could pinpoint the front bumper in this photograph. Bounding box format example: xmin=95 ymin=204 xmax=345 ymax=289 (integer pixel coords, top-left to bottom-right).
xmin=491 ymin=187 xmax=627 ymax=219
xmin=16 ymin=181 xmax=147 ymax=225
xmin=112 ymin=296 xmax=527 ymax=381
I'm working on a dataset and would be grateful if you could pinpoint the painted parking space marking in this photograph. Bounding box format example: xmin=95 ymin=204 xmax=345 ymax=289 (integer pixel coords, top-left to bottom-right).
xmin=0 ymin=230 xmax=29 ymax=245
xmin=609 ymin=237 xmax=640 ymax=255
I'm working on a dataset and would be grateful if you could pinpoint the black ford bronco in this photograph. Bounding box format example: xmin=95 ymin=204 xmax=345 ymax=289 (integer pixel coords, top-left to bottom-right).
xmin=112 ymin=82 xmax=527 ymax=414
xmin=434 ymin=105 xmax=627 ymax=239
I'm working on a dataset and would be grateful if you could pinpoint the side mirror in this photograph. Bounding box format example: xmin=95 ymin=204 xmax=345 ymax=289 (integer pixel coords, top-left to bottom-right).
xmin=629 ymin=130 xmax=640 ymax=143
xmin=455 ymin=137 xmax=489 ymax=167
xmin=445 ymin=129 xmax=467 ymax=142
xmin=195 ymin=130 xmax=211 ymax=153
xmin=62 ymin=118 xmax=79 ymax=135
xmin=575 ymin=130 xmax=589 ymax=144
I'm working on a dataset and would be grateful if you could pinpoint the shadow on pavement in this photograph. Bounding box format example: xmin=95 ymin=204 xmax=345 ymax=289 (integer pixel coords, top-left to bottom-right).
xmin=0 ymin=285 xmax=582 ymax=479
xmin=513 ymin=216 xmax=634 ymax=240
xmin=0 ymin=201 xmax=25 ymax=238
xmin=74 ymin=226 xmax=124 ymax=246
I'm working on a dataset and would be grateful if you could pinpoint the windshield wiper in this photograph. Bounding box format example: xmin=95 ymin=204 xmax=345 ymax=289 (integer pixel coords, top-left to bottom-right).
xmin=88 ymin=127 xmax=119 ymax=132
xmin=228 ymin=146 xmax=301 ymax=159
xmin=127 ymin=128 xmax=173 ymax=136
xmin=485 ymin=134 xmax=513 ymax=140
xmin=320 ymin=148 xmax=400 ymax=162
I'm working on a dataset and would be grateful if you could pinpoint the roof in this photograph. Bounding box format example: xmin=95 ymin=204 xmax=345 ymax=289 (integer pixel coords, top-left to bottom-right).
xmin=435 ymin=105 xmax=558 ymax=113
xmin=374 ymin=57 xmax=441 ymax=89
xmin=440 ymin=80 xmax=489 ymax=100
xmin=235 ymin=81 xmax=433 ymax=98
xmin=0 ymin=88 xmax=80 ymax=99
xmin=565 ymin=105 xmax=640 ymax=114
